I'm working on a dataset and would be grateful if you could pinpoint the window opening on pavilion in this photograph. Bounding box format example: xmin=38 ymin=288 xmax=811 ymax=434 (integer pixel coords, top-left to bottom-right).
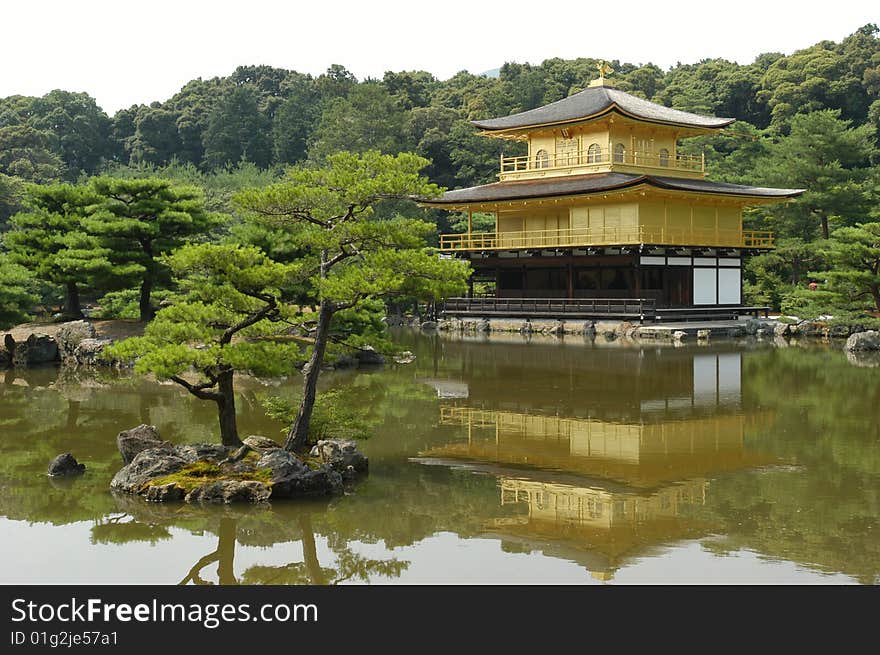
xmin=613 ymin=143 xmax=626 ymax=163
xmin=587 ymin=143 xmax=602 ymax=163
xmin=658 ymin=148 xmax=670 ymax=167
xmin=535 ymin=149 xmax=550 ymax=169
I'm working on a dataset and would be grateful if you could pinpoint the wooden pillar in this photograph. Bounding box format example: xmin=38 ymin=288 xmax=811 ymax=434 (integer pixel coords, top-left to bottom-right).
xmin=567 ymin=261 xmax=574 ymax=299
xmin=634 ymin=256 xmax=641 ymax=299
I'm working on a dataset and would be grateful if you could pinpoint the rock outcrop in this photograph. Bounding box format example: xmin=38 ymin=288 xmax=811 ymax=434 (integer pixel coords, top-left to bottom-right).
xmin=845 ymin=330 xmax=880 ymax=352
xmin=47 ymin=453 xmax=86 ymax=476
xmin=185 ymin=480 xmax=271 ymax=504
xmin=310 ymin=439 xmax=369 ymax=478
xmin=56 ymin=321 xmax=97 ymax=363
xmin=110 ymin=426 xmax=364 ymax=503
xmin=11 ymin=333 xmax=59 ymax=367
xmin=110 ymin=447 xmax=188 ymax=494
xmin=116 ymin=424 xmax=173 ymax=465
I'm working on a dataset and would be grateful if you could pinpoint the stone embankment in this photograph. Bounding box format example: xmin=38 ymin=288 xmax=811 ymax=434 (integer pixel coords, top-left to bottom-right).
xmin=0 ymin=319 xmax=140 ymax=369
xmin=424 ymin=316 xmax=877 ymax=342
xmin=110 ymin=424 xmax=368 ymax=504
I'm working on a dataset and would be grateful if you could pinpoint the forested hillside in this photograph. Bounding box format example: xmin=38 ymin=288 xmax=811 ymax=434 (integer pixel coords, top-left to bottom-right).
xmin=1 ymin=24 xmax=878 ymax=319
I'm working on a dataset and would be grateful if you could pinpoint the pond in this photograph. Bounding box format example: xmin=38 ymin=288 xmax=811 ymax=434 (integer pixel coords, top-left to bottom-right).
xmin=1 ymin=331 xmax=878 ymax=584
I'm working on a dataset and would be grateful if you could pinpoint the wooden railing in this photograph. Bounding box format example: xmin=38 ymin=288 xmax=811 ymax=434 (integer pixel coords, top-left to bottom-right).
xmin=501 ymin=148 xmax=704 ymax=175
xmin=442 ymin=297 xmax=657 ymax=319
xmin=438 ymin=226 xmax=774 ymax=251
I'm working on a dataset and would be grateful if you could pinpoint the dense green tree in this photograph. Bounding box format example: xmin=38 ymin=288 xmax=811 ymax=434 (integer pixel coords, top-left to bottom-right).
xmin=106 ymin=243 xmax=301 ymax=445
xmin=85 ymin=177 xmax=221 ymax=321
xmin=405 ymin=106 xmax=459 ymax=188
xmin=4 ymin=183 xmax=110 ymax=317
xmin=811 ymin=223 xmax=880 ymax=313
xmin=108 ymin=105 xmax=140 ymax=164
xmin=758 ymin=25 xmax=880 ymax=130
xmin=308 ymin=84 xmax=410 ymax=162
xmin=202 ymin=86 xmax=272 ymax=169
xmin=129 ymin=106 xmax=183 ymax=167
xmin=0 ymin=254 xmax=37 ymax=329
xmin=0 ymin=173 xmax=25 ymax=228
xmin=382 ymin=70 xmax=438 ymax=110
xmin=756 ymin=110 xmax=875 ymax=240
xmin=28 ymin=90 xmax=112 ymax=176
xmin=315 ymin=64 xmax=357 ymax=100
xmin=272 ymin=75 xmax=320 ymax=165
xmin=235 ymin=151 xmax=470 ymax=451
xmin=0 ymin=125 xmax=65 ymax=182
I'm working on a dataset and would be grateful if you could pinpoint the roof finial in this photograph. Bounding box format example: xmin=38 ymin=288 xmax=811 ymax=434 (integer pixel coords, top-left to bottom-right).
xmin=589 ymin=61 xmax=614 ymax=88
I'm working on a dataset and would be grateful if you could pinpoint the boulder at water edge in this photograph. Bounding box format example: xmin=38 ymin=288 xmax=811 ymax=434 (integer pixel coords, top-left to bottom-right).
xmin=116 ymin=424 xmax=174 ymax=465
xmin=48 ymin=453 xmax=86 ymax=476
xmin=845 ymin=330 xmax=880 ymax=352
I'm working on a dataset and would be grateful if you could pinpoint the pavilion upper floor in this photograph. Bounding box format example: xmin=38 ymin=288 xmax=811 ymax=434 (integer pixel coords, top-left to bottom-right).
xmin=497 ymin=115 xmax=709 ymax=181
xmin=424 ymin=174 xmax=803 ymax=253
xmin=471 ymin=83 xmax=737 ymax=182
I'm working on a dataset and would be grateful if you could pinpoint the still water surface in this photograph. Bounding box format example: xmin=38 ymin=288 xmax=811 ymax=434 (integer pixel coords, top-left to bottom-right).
xmin=1 ymin=331 xmax=878 ymax=584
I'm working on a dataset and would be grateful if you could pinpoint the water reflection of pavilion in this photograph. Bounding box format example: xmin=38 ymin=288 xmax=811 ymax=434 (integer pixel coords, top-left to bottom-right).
xmin=420 ymin=349 xmax=777 ymax=580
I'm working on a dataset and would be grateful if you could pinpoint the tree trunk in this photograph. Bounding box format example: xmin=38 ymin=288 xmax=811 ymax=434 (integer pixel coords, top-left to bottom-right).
xmin=139 ymin=276 xmax=154 ymax=322
xmin=821 ymin=213 xmax=830 ymax=240
xmin=285 ymin=300 xmax=334 ymax=452
xmin=871 ymin=284 xmax=880 ymax=314
xmin=216 ymin=518 xmax=238 ymax=586
xmin=216 ymin=368 xmax=242 ymax=447
xmin=63 ymin=281 xmax=84 ymax=319
xmin=299 ymin=515 xmax=327 ymax=585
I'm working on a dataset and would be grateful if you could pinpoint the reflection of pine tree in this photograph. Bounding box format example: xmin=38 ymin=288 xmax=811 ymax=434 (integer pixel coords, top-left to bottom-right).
xmin=180 ymin=518 xmax=238 ymax=586
xmin=240 ymin=514 xmax=408 ymax=586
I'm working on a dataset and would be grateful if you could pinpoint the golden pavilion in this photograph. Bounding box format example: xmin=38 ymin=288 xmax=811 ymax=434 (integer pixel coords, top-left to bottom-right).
xmin=423 ymin=64 xmax=803 ymax=320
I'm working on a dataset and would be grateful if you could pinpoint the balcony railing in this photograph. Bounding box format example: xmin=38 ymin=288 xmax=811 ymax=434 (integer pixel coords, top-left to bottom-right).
xmin=442 ymin=296 xmax=657 ymax=319
xmin=500 ymin=148 xmax=704 ymax=176
xmin=438 ymin=226 xmax=774 ymax=251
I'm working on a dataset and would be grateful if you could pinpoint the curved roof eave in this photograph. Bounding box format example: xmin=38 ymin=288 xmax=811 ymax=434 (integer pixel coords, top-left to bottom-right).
xmin=470 ymin=86 xmax=734 ymax=132
xmin=419 ymin=173 xmax=805 ymax=207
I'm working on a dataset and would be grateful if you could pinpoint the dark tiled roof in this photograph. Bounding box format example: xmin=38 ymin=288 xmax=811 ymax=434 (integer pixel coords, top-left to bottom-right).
xmin=422 ymin=173 xmax=804 ymax=205
xmin=472 ymin=86 xmax=734 ymax=131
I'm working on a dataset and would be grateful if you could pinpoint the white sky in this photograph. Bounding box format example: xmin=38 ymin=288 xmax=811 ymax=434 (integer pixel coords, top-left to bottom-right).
xmin=2 ymin=0 xmax=878 ymax=115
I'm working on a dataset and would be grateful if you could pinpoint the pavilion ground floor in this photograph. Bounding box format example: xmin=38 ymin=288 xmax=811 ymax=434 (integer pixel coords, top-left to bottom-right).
xmin=443 ymin=247 xmax=767 ymax=321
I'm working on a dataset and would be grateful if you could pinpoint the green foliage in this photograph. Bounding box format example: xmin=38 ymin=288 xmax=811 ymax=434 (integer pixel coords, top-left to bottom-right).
xmin=0 ymin=254 xmax=38 ymax=329
xmin=128 ymin=107 xmax=183 ymax=167
xmin=0 ymin=125 xmax=65 ymax=182
xmin=778 ymin=286 xmax=838 ymax=318
xmin=236 ymin=150 xmax=471 ymax=307
xmin=0 ymin=172 xmax=25 ymax=227
xmin=263 ymin=387 xmax=377 ymax=442
xmin=94 ymin=288 xmax=174 ymax=319
xmin=308 ymin=84 xmax=410 ymax=162
xmin=85 ymin=177 xmax=222 ymax=319
xmin=754 ymin=110 xmax=875 ymax=240
xmin=106 ymin=243 xmax=301 ymax=380
xmin=447 ymin=211 xmax=497 ymax=233
xmin=812 ymin=222 xmax=880 ymax=313
xmin=758 ymin=25 xmax=880 ymax=130
xmin=4 ymin=182 xmax=113 ymax=315
xmin=202 ymin=86 xmax=272 ymax=170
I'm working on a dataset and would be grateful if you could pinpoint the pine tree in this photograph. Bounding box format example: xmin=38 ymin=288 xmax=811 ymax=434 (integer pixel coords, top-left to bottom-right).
xmin=235 ymin=151 xmax=470 ymax=452
xmin=85 ymin=177 xmax=221 ymax=321
xmin=107 ymin=243 xmax=301 ymax=446
xmin=4 ymin=182 xmax=110 ymax=317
